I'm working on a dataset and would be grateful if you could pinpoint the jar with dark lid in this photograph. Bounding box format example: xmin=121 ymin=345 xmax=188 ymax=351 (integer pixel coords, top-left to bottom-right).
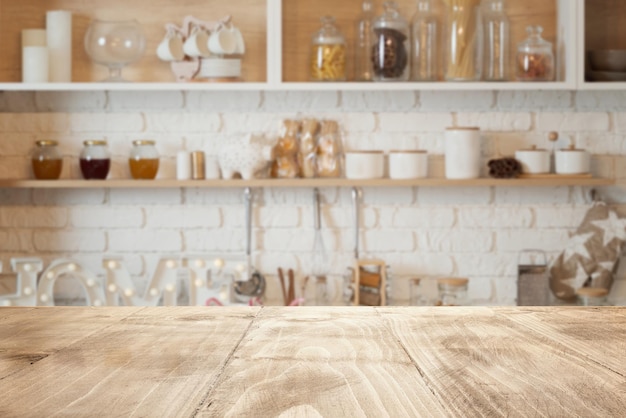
xmin=576 ymin=288 xmax=609 ymax=307
xmin=31 ymin=140 xmax=63 ymax=180
xmin=437 ymin=278 xmax=469 ymax=306
xmin=80 ymin=140 xmax=111 ymax=180
xmin=372 ymin=1 xmax=411 ymax=81
xmin=129 ymin=140 xmax=159 ymax=180
xmin=310 ymin=16 xmax=346 ymax=81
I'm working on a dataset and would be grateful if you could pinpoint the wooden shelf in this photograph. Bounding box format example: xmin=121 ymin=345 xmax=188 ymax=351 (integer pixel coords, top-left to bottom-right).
xmin=0 ymin=82 xmax=270 ymax=92
xmin=0 ymin=177 xmax=615 ymax=189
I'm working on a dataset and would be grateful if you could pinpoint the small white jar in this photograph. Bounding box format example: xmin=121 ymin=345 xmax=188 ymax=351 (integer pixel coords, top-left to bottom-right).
xmin=515 ymin=145 xmax=550 ymax=174
xmin=345 ymin=151 xmax=384 ymax=179
xmin=389 ymin=150 xmax=428 ymax=179
xmin=445 ymin=127 xmax=481 ymax=179
xmin=555 ymin=145 xmax=590 ymax=175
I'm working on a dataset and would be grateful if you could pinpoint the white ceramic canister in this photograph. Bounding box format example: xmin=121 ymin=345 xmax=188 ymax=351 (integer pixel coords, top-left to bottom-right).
xmin=555 ymin=145 xmax=590 ymax=174
xmin=389 ymin=150 xmax=428 ymax=179
xmin=444 ymin=127 xmax=481 ymax=179
xmin=515 ymin=145 xmax=550 ymax=174
xmin=345 ymin=151 xmax=385 ymax=179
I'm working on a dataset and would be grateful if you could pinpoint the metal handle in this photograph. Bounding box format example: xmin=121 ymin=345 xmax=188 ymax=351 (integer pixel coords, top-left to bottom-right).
xmin=244 ymin=187 xmax=253 ymax=267
xmin=352 ymin=187 xmax=361 ymax=260
xmin=313 ymin=188 xmax=321 ymax=230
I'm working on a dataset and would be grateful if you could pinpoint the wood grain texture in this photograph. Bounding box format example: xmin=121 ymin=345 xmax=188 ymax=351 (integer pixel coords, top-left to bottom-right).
xmin=0 ymin=0 xmax=266 ymax=82
xmin=585 ymin=0 xmax=626 ymax=51
xmin=283 ymin=0 xmax=557 ymax=82
xmin=1 ymin=306 xmax=625 ymax=417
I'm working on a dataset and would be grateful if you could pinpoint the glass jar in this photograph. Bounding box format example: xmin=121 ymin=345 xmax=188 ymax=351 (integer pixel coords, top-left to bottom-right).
xmin=437 ymin=278 xmax=469 ymax=306
xmin=355 ymin=0 xmax=375 ymax=81
xmin=80 ymin=140 xmax=111 ymax=180
xmin=310 ymin=16 xmax=346 ymax=82
xmin=516 ymin=25 xmax=555 ymax=81
xmin=411 ymin=0 xmax=439 ymax=81
xmin=372 ymin=1 xmax=411 ymax=82
xmin=444 ymin=0 xmax=482 ymax=81
xmin=576 ymin=288 xmax=609 ymax=307
xmin=410 ymin=278 xmax=428 ymax=306
xmin=482 ymin=0 xmax=510 ymax=81
xmin=129 ymin=140 xmax=159 ymax=180
xmin=31 ymin=140 xmax=63 ymax=180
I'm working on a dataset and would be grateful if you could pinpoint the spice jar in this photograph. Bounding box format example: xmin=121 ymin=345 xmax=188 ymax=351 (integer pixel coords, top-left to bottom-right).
xmin=80 ymin=140 xmax=110 ymax=180
xmin=576 ymin=288 xmax=609 ymax=307
xmin=31 ymin=140 xmax=63 ymax=180
xmin=310 ymin=16 xmax=346 ymax=81
xmin=516 ymin=25 xmax=555 ymax=81
xmin=372 ymin=1 xmax=411 ymax=82
xmin=129 ymin=140 xmax=159 ymax=180
xmin=437 ymin=278 xmax=469 ymax=306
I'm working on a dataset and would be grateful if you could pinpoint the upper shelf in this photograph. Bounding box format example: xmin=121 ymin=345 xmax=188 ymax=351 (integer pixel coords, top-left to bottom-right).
xmin=0 ymin=177 xmax=615 ymax=189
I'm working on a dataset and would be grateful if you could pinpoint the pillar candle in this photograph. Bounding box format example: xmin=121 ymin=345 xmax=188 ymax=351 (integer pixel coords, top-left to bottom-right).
xmin=46 ymin=10 xmax=72 ymax=82
xmin=176 ymin=151 xmax=191 ymax=180
xmin=22 ymin=46 xmax=49 ymax=83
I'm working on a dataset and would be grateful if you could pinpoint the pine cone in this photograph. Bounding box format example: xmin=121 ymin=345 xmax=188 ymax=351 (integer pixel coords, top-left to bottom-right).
xmin=488 ymin=158 xmax=522 ymax=179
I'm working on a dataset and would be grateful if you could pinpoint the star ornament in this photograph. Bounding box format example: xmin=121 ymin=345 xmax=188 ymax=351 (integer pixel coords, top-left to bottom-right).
xmin=561 ymin=262 xmax=589 ymax=290
xmin=563 ymin=232 xmax=594 ymax=262
xmin=592 ymin=211 xmax=626 ymax=247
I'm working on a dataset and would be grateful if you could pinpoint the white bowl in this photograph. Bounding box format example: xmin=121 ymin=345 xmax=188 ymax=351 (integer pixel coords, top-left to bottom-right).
xmin=389 ymin=150 xmax=428 ymax=179
xmin=345 ymin=151 xmax=385 ymax=179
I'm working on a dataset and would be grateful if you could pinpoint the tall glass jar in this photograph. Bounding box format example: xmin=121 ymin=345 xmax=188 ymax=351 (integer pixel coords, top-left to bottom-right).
xmin=355 ymin=0 xmax=375 ymax=81
xmin=411 ymin=0 xmax=439 ymax=81
xmin=516 ymin=25 xmax=555 ymax=81
xmin=80 ymin=140 xmax=111 ymax=180
xmin=482 ymin=0 xmax=509 ymax=81
xmin=310 ymin=16 xmax=346 ymax=82
xmin=31 ymin=140 xmax=63 ymax=180
xmin=129 ymin=140 xmax=159 ymax=180
xmin=444 ymin=0 xmax=482 ymax=81
xmin=372 ymin=1 xmax=411 ymax=82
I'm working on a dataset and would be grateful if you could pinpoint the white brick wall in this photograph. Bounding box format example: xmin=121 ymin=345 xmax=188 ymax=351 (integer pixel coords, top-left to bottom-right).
xmin=1 ymin=90 xmax=626 ymax=306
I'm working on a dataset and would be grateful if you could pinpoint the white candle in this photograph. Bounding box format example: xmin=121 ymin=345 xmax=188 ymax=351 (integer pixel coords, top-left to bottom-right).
xmin=176 ymin=151 xmax=191 ymax=180
xmin=46 ymin=10 xmax=72 ymax=82
xmin=22 ymin=46 xmax=49 ymax=83
xmin=22 ymin=29 xmax=47 ymax=47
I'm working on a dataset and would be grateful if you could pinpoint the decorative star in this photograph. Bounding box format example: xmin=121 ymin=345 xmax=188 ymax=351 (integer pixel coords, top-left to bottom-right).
xmin=563 ymin=232 xmax=594 ymax=262
xmin=597 ymin=260 xmax=617 ymax=273
xmin=592 ymin=211 xmax=626 ymax=247
xmin=561 ymin=262 xmax=589 ymax=290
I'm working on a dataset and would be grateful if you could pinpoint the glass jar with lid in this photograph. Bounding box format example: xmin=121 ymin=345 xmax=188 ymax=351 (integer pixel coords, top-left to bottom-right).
xmin=80 ymin=140 xmax=111 ymax=180
xmin=372 ymin=1 xmax=411 ymax=82
xmin=31 ymin=140 xmax=63 ymax=180
xmin=411 ymin=0 xmax=439 ymax=81
xmin=129 ymin=140 xmax=159 ymax=180
xmin=437 ymin=278 xmax=469 ymax=306
xmin=576 ymin=288 xmax=609 ymax=307
xmin=444 ymin=0 xmax=482 ymax=81
xmin=482 ymin=0 xmax=510 ymax=81
xmin=355 ymin=0 xmax=375 ymax=81
xmin=516 ymin=25 xmax=555 ymax=81
xmin=310 ymin=16 xmax=346 ymax=81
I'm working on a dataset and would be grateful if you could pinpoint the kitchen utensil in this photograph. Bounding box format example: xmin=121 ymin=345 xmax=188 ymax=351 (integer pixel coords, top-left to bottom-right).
xmin=444 ymin=127 xmax=481 ymax=179
xmin=588 ymin=49 xmax=626 ymax=72
xmin=515 ymin=145 xmax=550 ymax=174
xmin=389 ymin=150 xmax=428 ymax=179
xmin=517 ymin=249 xmax=549 ymax=306
xmin=555 ymin=144 xmax=590 ymax=175
xmin=345 ymin=151 xmax=385 ymax=179
xmin=84 ymin=19 xmax=146 ymax=81
xmin=234 ymin=188 xmax=266 ymax=300
xmin=311 ymin=188 xmax=329 ymax=277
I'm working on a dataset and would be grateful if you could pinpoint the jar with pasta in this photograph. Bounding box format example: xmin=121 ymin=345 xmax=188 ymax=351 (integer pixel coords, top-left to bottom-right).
xmin=372 ymin=1 xmax=411 ymax=82
xmin=444 ymin=0 xmax=482 ymax=81
xmin=310 ymin=16 xmax=346 ymax=82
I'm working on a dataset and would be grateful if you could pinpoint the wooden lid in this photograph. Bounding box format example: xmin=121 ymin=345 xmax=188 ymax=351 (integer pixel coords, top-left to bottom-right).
xmin=346 ymin=150 xmax=384 ymax=154
xmin=389 ymin=150 xmax=427 ymax=154
xmin=446 ymin=127 xmax=480 ymax=131
xmin=437 ymin=278 xmax=469 ymax=287
xmin=576 ymin=287 xmax=608 ymax=298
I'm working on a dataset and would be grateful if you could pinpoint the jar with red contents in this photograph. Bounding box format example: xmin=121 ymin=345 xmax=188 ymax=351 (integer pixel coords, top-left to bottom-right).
xmin=80 ymin=140 xmax=111 ymax=180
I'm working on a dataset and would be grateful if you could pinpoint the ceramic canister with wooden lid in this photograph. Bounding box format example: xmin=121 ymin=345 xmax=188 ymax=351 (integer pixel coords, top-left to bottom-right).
xmin=555 ymin=144 xmax=590 ymax=174
xmin=444 ymin=127 xmax=481 ymax=179
xmin=515 ymin=145 xmax=550 ymax=174
xmin=389 ymin=150 xmax=428 ymax=179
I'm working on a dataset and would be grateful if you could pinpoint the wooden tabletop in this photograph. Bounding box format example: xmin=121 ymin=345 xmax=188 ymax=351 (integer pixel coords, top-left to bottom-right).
xmin=0 ymin=307 xmax=625 ymax=417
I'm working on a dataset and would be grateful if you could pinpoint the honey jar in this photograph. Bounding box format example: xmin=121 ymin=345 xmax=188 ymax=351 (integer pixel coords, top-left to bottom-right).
xmin=80 ymin=140 xmax=111 ymax=180
xmin=129 ymin=140 xmax=159 ymax=180
xmin=31 ymin=140 xmax=62 ymax=180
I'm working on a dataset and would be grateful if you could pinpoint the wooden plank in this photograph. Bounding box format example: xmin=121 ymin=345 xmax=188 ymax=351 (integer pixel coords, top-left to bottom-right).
xmin=585 ymin=0 xmax=626 ymax=52
xmin=0 ymin=0 xmax=266 ymax=82
xmin=283 ymin=0 xmax=557 ymax=82
xmin=0 ymin=307 xmax=259 ymax=417
xmin=198 ymin=307 xmax=448 ymax=417
xmin=0 ymin=307 xmax=143 ymax=379
xmin=378 ymin=307 xmax=626 ymax=417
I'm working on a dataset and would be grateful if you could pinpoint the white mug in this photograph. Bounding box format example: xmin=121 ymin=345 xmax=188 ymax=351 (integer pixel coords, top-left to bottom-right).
xmin=208 ymin=26 xmax=236 ymax=55
xmin=183 ymin=26 xmax=211 ymax=58
xmin=157 ymin=32 xmax=185 ymax=61
xmin=228 ymin=25 xmax=245 ymax=55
